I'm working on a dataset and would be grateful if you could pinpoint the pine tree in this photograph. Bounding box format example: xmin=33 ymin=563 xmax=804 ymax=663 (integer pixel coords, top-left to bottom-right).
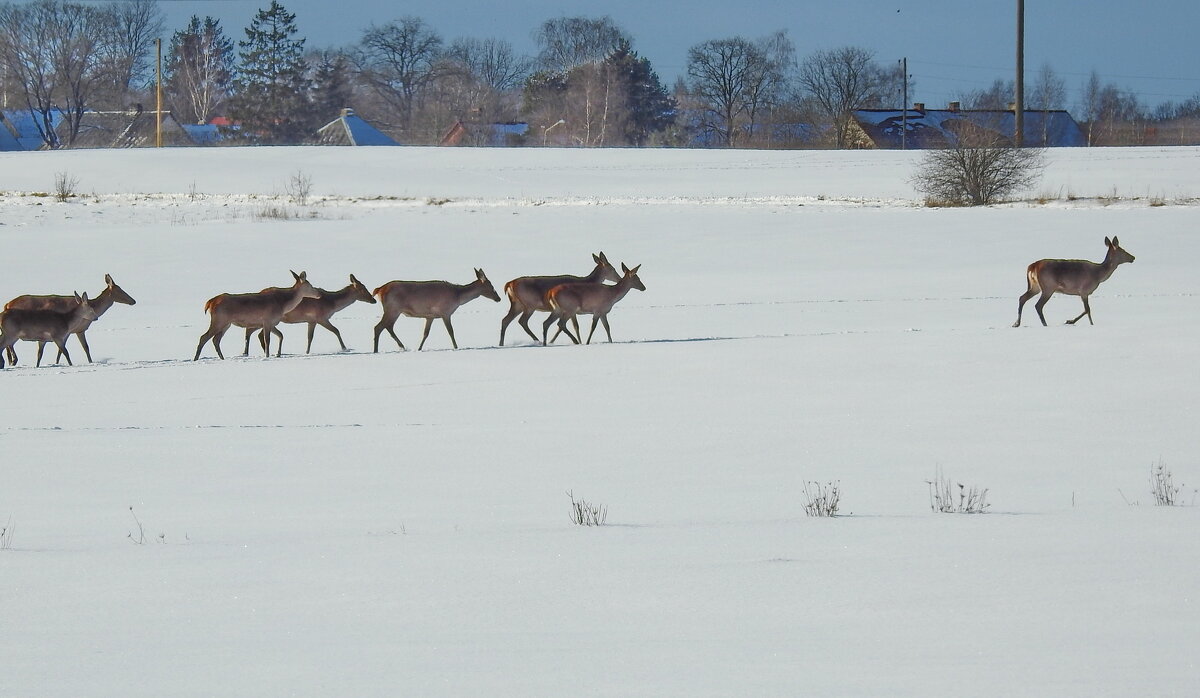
xmin=228 ymin=1 xmax=313 ymax=143
xmin=605 ymin=40 xmax=676 ymax=145
xmin=309 ymin=50 xmax=353 ymax=124
xmin=165 ymin=15 xmax=234 ymax=125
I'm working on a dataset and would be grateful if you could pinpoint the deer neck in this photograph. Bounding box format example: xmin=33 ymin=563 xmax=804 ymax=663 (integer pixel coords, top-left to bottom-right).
xmin=325 ymin=285 xmax=358 ymax=313
xmin=282 ymin=286 xmax=310 ymax=314
xmin=89 ymin=286 xmax=117 ymax=317
xmin=1097 ymin=250 xmax=1122 ymax=283
xmin=458 ymin=280 xmax=487 ymax=303
xmin=582 ymin=264 xmax=608 ymax=283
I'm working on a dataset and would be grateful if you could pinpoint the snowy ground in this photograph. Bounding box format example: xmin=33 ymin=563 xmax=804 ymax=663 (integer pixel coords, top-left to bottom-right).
xmin=1 ymin=146 xmax=1198 ymax=696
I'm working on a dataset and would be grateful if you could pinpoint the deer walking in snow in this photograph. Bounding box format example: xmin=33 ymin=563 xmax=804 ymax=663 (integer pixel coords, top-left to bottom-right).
xmin=499 ymin=252 xmax=620 ymax=346
xmin=1013 ymin=236 xmax=1135 ymax=327
xmin=543 ymin=263 xmax=645 ymax=345
xmin=373 ymin=268 xmax=501 ymax=351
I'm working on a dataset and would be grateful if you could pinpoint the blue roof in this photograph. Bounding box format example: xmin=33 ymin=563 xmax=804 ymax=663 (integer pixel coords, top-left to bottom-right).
xmin=852 ymin=109 xmax=1086 ymax=148
xmin=318 ymin=110 xmax=398 ymax=146
xmin=1 ymin=109 xmax=66 ymax=150
xmin=181 ymin=124 xmax=223 ymax=145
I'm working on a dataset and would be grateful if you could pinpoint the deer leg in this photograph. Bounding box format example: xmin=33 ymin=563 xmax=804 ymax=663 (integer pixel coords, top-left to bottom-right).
xmin=211 ymin=328 xmax=228 ymax=360
xmin=306 ymin=323 xmax=317 ymax=353
xmin=517 ymin=311 xmax=542 ymax=344
xmin=36 ymin=341 xmax=46 ymax=367
xmin=241 ymin=328 xmax=256 ymax=356
xmin=1066 ymin=296 xmax=1092 ymax=325
xmin=570 ymin=316 xmax=582 ymax=345
xmin=374 ymin=315 xmax=405 ymax=352
xmin=5 ymin=346 xmax=15 ymax=366
xmin=77 ymin=331 xmax=93 ymax=363
xmin=0 ymin=337 xmax=10 ymax=368
xmin=1033 ymin=291 xmax=1054 ymax=327
xmin=599 ymin=315 xmax=613 ymax=343
xmin=557 ymin=314 xmax=580 ymax=345
xmin=542 ymin=313 xmax=557 ymax=345
xmin=442 ymin=316 xmax=458 ymax=349
xmin=418 ymin=318 xmax=435 ymax=351
xmin=586 ymin=316 xmax=602 ymax=344
xmin=1013 ymin=288 xmax=1039 ymax=327
xmin=55 ymin=340 xmax=72 ymax=366
xmin=317 ymin=320 xmax=346 ymax=351
xmin=499 ymin=303 xmax=521 ymax=346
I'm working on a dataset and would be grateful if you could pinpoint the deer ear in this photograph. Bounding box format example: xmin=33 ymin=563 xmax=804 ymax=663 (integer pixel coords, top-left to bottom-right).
xmin=350 ymin=274 xmax=359 ymax=284
xmin=105 ymin=273 xmax=114 ymax=285
xmin=631 ymin=264 xmax=641 ymax=274
xmin=621 ymin=263 xmax=630 ymax=274
xmin=1111 ymin=236 xmax=1119 ymax=247
xmin=593 ymin=253 xmax=601 ymax=263
xmin=476 ymin=268 xmax=485 ymax=279
xmin=1104 ymin=237 xmax=1112 ymax=247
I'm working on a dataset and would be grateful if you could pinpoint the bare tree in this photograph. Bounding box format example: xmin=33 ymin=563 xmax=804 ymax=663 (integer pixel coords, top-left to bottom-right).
xmin=911 ymin=122 xmax=1045 ymax=206
xmin=962 ymin=78 xmax=1015 ymax=110
xmin=1028 ymin=63 xmax=1065 ymax=110
xmin=355 ymin=17 xmax=443 ymax=133
xmin=100 ymin=0 xmax=164 ymax=105
xmin=797 ymin=46 xmax=890 ymax=148
xmin=445 ymin=37 xmax=531 ymax=92
xmin=533 ymin=15 xmax=627 ymax=74
xmin=0 ymin=0 xmax=116 ymax=147
xmin=164 ymin=15 xmax=234 ymax=124
xmin=685 ymin=37 xmax=759 ymax=147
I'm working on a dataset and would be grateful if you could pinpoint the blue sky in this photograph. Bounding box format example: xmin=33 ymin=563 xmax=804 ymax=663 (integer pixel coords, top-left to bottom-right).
xmin=162 ymin=0 xmax=1200 ymax=112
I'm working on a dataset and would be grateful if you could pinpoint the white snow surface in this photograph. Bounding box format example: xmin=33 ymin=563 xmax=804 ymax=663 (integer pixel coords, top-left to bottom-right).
xmin=1 ymin=146 xmax=1198 ymax=696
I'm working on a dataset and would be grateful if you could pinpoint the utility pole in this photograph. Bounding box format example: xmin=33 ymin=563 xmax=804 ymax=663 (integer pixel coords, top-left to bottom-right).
xmin=900 ymin=57 xmax=908 ymax=150
xmin=1015 ymin=0 xmax=1024 ymax=146
xmin=155 ymin=38 xmax=163 ymax=147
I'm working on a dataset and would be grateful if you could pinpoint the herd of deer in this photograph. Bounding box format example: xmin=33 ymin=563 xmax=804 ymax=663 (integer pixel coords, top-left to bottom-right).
xmin=0 ymin=238 xmax=1134 ymax=369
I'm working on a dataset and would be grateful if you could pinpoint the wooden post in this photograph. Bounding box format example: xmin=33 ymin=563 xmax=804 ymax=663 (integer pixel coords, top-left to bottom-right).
xmin=156 ymin=38 xmax=163 ymax=148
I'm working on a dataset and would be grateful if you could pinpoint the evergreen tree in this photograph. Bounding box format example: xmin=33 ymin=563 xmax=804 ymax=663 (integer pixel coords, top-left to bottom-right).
xmin=605 ymin=40 xmax=676 ymax=145
xmin=309 ymin=50 xmax=354 ymax=124
xmin=228 ymin=1 xmax=314 ymax=143
xmin=165 ymin=15 xmax=234 ymax=125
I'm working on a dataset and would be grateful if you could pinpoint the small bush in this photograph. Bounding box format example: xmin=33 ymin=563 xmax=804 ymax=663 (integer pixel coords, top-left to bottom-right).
xmin=801 ymin=480 xmax=842 ymax=517
xmin=285 ymin=170 xmax=313 ymax=205
xmin=926 ymin=468 xmax=990 ymax=514
xmin=910 ymin=123 xmax=1045 ymax=206
xmin=54 ymin=171 xmax=78 ymax=202
xmin=0 ymin=517 xmax=14 ymax=551
xmin=567 ymin=490 xmax=607 ymax=526
xmin=1149 ymin=461 xmax=1193 ymax=506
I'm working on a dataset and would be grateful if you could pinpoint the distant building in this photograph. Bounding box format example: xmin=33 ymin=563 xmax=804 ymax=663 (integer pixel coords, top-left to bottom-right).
xmin=1 ymin=109 xmax=67 ymax=151
xmin=850 ymin=103 xmax=1086 ymax=149
xmin=316 ymin=109 xmax=399 ymax=146
xmin=68 ymin=109 xmax=193 ymax=148
xmin=440 ymin=120 xmax=529 ymax=147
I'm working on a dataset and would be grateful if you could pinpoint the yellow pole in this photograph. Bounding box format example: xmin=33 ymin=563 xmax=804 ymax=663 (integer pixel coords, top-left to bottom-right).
xmin=156 ymin=38 xmax=163 ymax=147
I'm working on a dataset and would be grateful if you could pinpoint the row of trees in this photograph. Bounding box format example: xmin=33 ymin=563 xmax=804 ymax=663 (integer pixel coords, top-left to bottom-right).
xmin=2 ymin=1 xmax=1197 ymax=148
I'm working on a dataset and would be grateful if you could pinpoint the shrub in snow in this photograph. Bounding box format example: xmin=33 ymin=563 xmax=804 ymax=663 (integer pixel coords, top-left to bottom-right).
xmin=926 ymin=468 xmax=990 ymax=514
xmin=0 ymin=517 xmax=14 ymax=551
xmin=910 ymin=123 xmax=1045 ymax=206
xmin=802 ymin=481 xmax=842 ymax=517
xmin=567 ymin=490 xmax=607 ymax=526
xmin=1149 ymin=461 xmax=1193 ymax=506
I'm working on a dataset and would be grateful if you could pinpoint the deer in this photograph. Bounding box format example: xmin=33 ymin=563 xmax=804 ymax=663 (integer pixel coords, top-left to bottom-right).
xmin=4 ymin=273 xmax=136 ymax=365
xmin=193 ymin=271 xmax=320 ymax=360
xmin=498 ymin=252 xmax=621 ymax=346
xmin=241 ymin=274 xmax=377 ymax=355
xmin=0 ymin=293 xmax=97 ymax=368
xmin=373 ymin=268 xmax=501 ymax=352
xmin=542 ymin=263 xmax=645 ymax=345
xmin=1013 ymin=236 xmax=1136 ymax=327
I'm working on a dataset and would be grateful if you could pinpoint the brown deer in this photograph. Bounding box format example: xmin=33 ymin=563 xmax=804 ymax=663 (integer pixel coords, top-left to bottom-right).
xmin=543 ymin=263 xmax=645 ymax=345
xmin=4 ymin=273 xmax=136 ymax=365
xmin=499 ymin=252 xmax=621 ymax=346
xmin=241 ymin=274 xmax=377 ymax=355
xmin=0 ymin=293 xmax=97 ymax=368
xmin=373 ymin=268 xmax=501 ymax=351
xmin=1013 ymin=236 xmax=1136 ymax=327
xmin=194 ymin=271 xmax=319 ymax=360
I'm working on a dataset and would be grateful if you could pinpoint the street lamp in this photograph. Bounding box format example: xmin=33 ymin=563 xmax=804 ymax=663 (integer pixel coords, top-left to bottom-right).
xmin=543 ymin=119 xmax=565 ymax=146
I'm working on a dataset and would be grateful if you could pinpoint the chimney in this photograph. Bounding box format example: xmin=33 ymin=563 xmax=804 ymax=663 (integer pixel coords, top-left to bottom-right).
xmin=913 ymin=102 xmax=925 ymax=113
xmin=948 ymin=101 xmax=960 ymax=112
xmin=1007 ymin=102 xmax=1017 ymax=112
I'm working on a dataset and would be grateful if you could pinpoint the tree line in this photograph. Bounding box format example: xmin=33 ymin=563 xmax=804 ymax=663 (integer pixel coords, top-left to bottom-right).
xmin=2 ymin=0 xmax=1198 ymax=148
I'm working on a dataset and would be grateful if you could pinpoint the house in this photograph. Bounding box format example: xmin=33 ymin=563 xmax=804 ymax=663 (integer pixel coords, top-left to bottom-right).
xmin=67 ymin=108 xmax=193 ymax=148
xmin=440 ymin=120 xmax=529 ymax=147
xmin=316 ymin=108 xmax=398 ymax=146
xmin=1 ymin=109 xmax=67 ymax=150
xmin=850 ymin=103 xmax=1086 ymax=149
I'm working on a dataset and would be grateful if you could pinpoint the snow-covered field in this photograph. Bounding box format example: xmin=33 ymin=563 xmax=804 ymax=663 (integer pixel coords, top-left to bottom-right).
xmin=1 ymin=145 xmax=1197 ymax=696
